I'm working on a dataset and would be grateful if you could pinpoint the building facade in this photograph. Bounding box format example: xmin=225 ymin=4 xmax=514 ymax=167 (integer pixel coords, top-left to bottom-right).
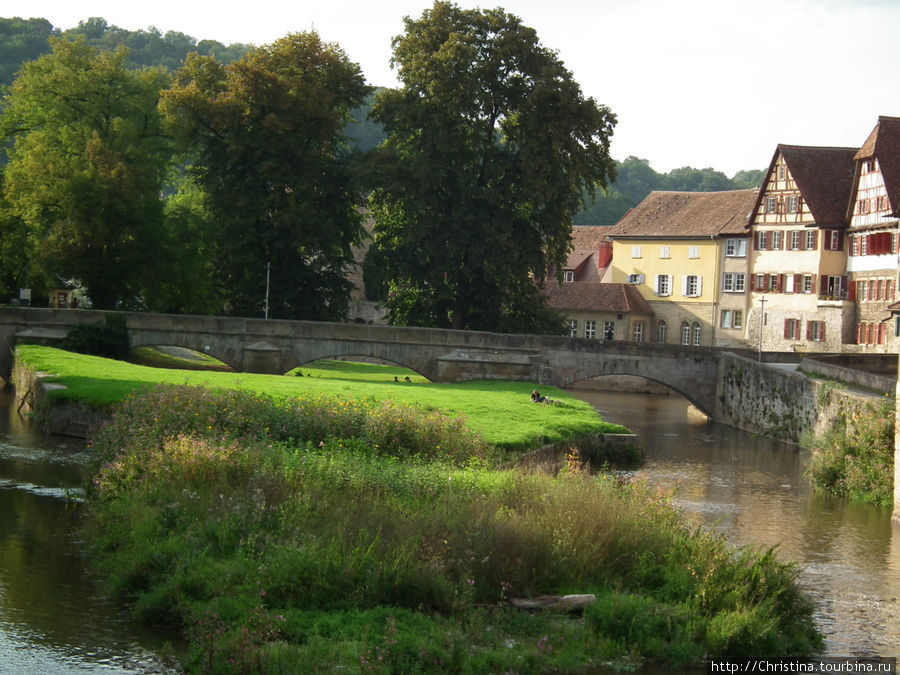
xmin=746 ymin=145 xmax=857 ymax=353
xmin=845 ymin=116 xmax=900 ymax=352
xmin=605 ymin=190 xmax=758 ymax=347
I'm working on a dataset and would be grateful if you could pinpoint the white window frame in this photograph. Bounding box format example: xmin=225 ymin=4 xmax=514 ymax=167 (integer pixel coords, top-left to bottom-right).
xmin=627 ymin=273 xmax=644 ymax=285
xmin=787 ymin=195 xmax=798 ymax=213
xmin=688 ymin=246 xmax=700 ymax=259
xmin=657 ymin=320 xmax=667 ymax=344
xmin=603 ymin=321 xmax=615 ymax=341
xmin=632 ymin=322 xmax=644 ymax=343
xmin=659 ymin=245 xmax=670 ymax=259
xmin=567 ymin=319 xmax=577 ymax=337
xmin=584 ymin=320 xmax=596 ymax=339
xmin=631 ymin=245 xmax=642 ymax=258
xmin=789 ymin=231 xmax=801 ymax=250
xmin=682 ymin=275 xmax=702 ymax=298
xmin=681 ymin=321 xmax=691 ymax=345
xmin=725 ymin=238 xmax=746 ymax=257
xmin=721 ymin=310 xmax=732 ymax=329
xmin=805 ymin=230 xmax=816 ymax=250
xmin=692 ymin=321 xmax=701 ymax=346
xmin=654 ymin=274 xmax=672 ymax=296
xmin=563 ymin=270 xmax=574 ymax=283
xmin=723 ymin=273 xmax=745 ymax=293
xmin=733 ymin=310 xmax=743 ymax=329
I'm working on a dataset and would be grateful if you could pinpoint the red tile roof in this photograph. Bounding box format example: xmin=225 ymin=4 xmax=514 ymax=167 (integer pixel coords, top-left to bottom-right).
xmin=855 ymin=116 xmax=900 ymax=218
xmin=543 ymin=282 xmax=652 ymax=314
xmin=605 ymin=190 xmax=758 ymax=238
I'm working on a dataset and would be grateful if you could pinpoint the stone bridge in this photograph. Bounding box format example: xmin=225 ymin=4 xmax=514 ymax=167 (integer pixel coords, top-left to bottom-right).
xmin=0 ymin=308 xmax=723 ymax=416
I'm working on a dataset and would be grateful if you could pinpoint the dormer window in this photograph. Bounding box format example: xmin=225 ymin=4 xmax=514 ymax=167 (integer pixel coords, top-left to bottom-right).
xmin=563 ymin=270 xmax=574 ymax=283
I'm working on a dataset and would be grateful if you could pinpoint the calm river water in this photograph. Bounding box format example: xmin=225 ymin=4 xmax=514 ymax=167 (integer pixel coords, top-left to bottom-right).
xmin=1 ymin=387 xmax=898 ymax=670
xmin=572 ymin=388 xmax=900 ymax=659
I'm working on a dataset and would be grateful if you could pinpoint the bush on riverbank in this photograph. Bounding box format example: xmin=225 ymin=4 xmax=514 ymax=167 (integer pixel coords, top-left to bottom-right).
xmin=805 ymin=395 xmax=895 ymax=506
xmin=86 ymin=386 xmax=822 ymax=671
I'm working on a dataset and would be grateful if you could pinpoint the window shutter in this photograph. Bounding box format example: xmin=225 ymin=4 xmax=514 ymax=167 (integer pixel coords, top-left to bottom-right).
xmin=776 ymin=274 xmax=784 ymax=292
xmin=811 ymin=274 xmax=817 ymax=293
xmin=681 ymin=276 xmax=688 ymax=296
xmin=821 ymin=322 xmax=826 ymax=341
xmin=784 ymin=320 xmax=791 ymax=339
xmin=849 ymin=280 xmax=856 ymax=302
xmin=806 ymin=322 xmax=811 ymax=340
xmin=666 ymin=275 xmax=673 ymax=296
xmin=779 ymin=231 xmax=786 ymax=250
xmin=695 ymin=276 xmax=702 ymax=297
xmin=653 ymin=275 xmax=660 ymax=295
xmin=880 ymin=323 xmax=887 ymax=345
xmin=837 ymin=232 xmax=844 ymax=251
xmin=819 ymin=276 xmax=827 ymax=295
xmin=857 ymin=323 xmax=862 ymax=344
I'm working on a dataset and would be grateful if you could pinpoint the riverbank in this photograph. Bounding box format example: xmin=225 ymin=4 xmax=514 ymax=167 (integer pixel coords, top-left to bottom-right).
xmin=10 ymin=346 xmax=824 ymax=671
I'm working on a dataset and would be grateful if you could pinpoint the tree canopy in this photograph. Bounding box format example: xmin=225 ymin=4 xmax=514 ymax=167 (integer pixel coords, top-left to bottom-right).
xmin=0 ymin=38 xmax=173 ymax=309
xmin=369 ymin=1 xmax=616 ymax=332
xmin=161 ymin=33 xmax=370 ymax=320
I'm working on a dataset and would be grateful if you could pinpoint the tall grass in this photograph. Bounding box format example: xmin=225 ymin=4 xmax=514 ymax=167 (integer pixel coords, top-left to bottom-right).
xmin=86 ymin=386 xmax=822 ymax=672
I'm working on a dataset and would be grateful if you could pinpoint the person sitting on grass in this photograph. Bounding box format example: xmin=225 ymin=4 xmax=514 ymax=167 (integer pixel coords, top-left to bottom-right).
xmin=531 ymin=389 xmax=546 ymax=403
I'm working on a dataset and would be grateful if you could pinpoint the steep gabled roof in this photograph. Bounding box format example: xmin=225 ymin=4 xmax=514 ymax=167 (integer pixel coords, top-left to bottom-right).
xmin=543 ymin=282 xmax=652 ymax=315
xmin=855 ymin=116 xmax=900 ymax=217
xmin=605 ymin=190 xmax=758 ymax=238
xmin=570 ymin=225 xmax=610 ymax=250
xmin=564 ymin=250 xmax=593 ymax=272
xmin=754 ymin=145 xmax=857 ymax=227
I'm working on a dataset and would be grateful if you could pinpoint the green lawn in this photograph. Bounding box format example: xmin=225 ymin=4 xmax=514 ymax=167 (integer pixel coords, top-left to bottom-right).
xmin=16 ymin=345 xmax=627 ymax=449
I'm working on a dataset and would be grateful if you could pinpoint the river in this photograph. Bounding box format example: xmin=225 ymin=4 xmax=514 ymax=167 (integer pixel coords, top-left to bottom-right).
xmin=1 ymin=388 xmax=898 ymax=670
xmin=572 ymin=387 xmax=900 ymax=659
xmin=0 ymin=393 xmax=179 ymax=673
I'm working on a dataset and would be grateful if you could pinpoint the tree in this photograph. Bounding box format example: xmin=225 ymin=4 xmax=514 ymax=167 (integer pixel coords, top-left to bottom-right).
xmin=369 ymin=1 xmax=616 ymax=332
xmin=0 ymin=37 xmax=173 ymax=309
xmin=161 ymin=33 xmax=369 ymax=320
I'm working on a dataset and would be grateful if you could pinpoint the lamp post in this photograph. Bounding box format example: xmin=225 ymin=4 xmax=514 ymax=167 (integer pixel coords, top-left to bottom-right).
xmin=264 ymin=262 xmax=271 ymax=320
xmin=757 ymin=295 xmax=766 ymax=362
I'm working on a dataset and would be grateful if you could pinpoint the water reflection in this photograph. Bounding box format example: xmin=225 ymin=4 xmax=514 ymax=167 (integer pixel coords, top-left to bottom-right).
xmin=0 ymin=394 xmax=177 ymax=673
xmin=573 ymin=388 xmax=900 ymax=658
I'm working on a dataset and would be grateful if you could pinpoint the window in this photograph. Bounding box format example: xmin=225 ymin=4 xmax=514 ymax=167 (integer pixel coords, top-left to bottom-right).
xmin=733 ymin=310 xmax=743 ymax=329
xmin=784 ymin=318 xmax=800 ymax=340
xmin=755 ymin=274 xmax=767 ymax=292
xmin=692 ymin=321 xmax=701 ymax=346
xmin=563 ymin=270 xmax=574 ymax=283
xmin=861 ymin=235 xmax=868 ymax=255
xmin=723 ymin=273 xmax=745 ymax=292
xmin=851 ymin=235 xmax=859 ymax=256
xmin=877 ymin=195 xmax=887 ymax=212
xmin=721 ymin=310 xmax=732 ymax=328
xmin=768 ymin=274 xmax=780 ymax=292
xmin=787 ymin=195 xmax=798 ymax=213
xmin=858 ymin=199 xmax=869 ymax=215
xmin=681 ymin=321 xmax=691 ymax=345
xmin=627 ymin=273 xmax=644 ymax=284
xmin=632 ymin=322 xmax=644 ymax=343
xmin=682 ymin=275 xmax=702 ymax=297
xmin=655 ymin=274 xmax=672 ymax=296
xmin=757 ymin=231 xmax=768 ymax=250
xmin=657 ymin=320 xmax=667 ymax=343
xmin=567 ymin=319 xmax=577 ymax=337
xmin=631 ymin=246 xmax=642 ymax=258
xmin=771 ymin=231 xmax=783 ymax=249
xmin=805 ymin=230 xmax=817 ymax=250
xmin=864 ymin=159 xmax=876 ymax=173
xmin=584 ymin=320 xmax=596 ymax=339
xmin=825 ymin=231 xmax=842 ymax=251
xmin=807 ymin=320 xmax=825 ymax=342
xmin=784 ymin=274 xmax=795 ymax=293
xmin=802 ymin=274 xmax=813 ymax=294
xmin=778 ymin=165 xmax=785 ymax=180
xmin=789 ymin=231 xmax=801 ymax=250
xmin=688 ymin=246 xmax=700 ymax=259
xmin=725 ymin=238 xmax=746 ymax=257
xmin=720 ymin=309 xmax=744 ymax=330
xmin=824 ymin=275 xmax=845 ymax=299
xmin=603 ymin=321 xmax=615 ymax=341
xmin=659 ymin=246 xmax=670 ymax=259
xmin=766 ymin=196 xmax=777 ymax=214
xmin=858 ymin=280 xmax=867 ymax=301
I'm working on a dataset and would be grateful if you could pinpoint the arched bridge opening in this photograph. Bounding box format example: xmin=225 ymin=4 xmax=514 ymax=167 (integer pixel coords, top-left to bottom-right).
xmin=286 ymin=354 xmax=432 ymax=383
xmin=565 ymin=373 xmax=712 ymax=420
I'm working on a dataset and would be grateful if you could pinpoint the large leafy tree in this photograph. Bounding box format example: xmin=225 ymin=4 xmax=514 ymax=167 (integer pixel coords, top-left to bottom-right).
xmin=0 ymin=37 xmax=173 ymax=309
xmin=368 ymin=1 xmax=616 ymax=332
xmin=161 ymin=33 xmax=369 ymax=320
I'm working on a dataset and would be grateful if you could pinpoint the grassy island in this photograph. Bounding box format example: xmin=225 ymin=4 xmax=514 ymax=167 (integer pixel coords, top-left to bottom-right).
xmin=15 ymin=345 xmax=822 ymax=672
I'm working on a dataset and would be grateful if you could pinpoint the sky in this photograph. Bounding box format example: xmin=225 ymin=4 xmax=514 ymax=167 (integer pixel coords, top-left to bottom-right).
xmin=16 ymin=0 xmax=900 ymax=177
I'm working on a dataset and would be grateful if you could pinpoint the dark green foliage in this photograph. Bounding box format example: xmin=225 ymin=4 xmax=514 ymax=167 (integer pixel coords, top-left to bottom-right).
xmin=370 ymin=2 xmax=616 ymax=332
xmin=61 ymin=313 xmax=129 ymax=359
xmin=161 ymin=34 xmax=370 ymax=320
xmin=805 ymin=396 xmax=895 ymax=505
xmin=0 ymin=17 xmax=55 ymax=88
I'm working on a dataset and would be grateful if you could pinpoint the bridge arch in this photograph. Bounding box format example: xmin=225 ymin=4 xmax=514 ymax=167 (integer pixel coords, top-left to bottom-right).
xmin=286 ymin=353 xmax=432 ymax=381
xmin=566 ymin=372 xmax=711 ymax=417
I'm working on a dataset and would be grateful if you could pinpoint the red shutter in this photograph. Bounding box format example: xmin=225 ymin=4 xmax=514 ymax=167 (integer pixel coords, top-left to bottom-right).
xmin=806 ymin=322 xmax=812 ymax=340
xmin=819 ymin=276 xmax=827 ymax=295
xmin=880 ymin=323 xmax=887 ymax=345
xmin=776 ymin=274 xmax=784 ymax=292
xmin=811 ymin=231 xmax=818 ymax=250
xmin=837 ymin=232 xmax=844 ymax=251
xmin=821 ymin=322 xmax=826 ymax=341
xmin=811 ymin=274 xmax=817 ymax=294
xmin=856 ymin=323 xmax=862 ymax=344
xmin=848 ymin=280 xmax=856 ymax=301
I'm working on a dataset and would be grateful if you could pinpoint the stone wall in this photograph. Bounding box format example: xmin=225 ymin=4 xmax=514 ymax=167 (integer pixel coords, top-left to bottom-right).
xmin=715 ymin=351 xmax=884 ymax=444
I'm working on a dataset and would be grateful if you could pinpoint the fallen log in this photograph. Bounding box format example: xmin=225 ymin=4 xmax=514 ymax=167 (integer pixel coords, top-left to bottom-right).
xmin=509 ymin=594 xmax=596 ymax=612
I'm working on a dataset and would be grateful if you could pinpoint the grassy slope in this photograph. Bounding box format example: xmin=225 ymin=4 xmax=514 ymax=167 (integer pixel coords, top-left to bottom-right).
xmin=16 ymin=345 xmax=628 ymax=449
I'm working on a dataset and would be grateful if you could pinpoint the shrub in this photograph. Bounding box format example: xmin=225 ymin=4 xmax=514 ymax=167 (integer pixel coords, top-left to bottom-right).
xmin=60 ymin=313 xmax=129 ymax=359
xmin=805 ymin=396 xmax=895 ymax=505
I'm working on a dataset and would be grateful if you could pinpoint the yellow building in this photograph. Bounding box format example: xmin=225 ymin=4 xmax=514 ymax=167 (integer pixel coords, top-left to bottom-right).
xmin=747 ymin=145 xmax=857 ymax=353
xmin=605 ymin=190 xmax=758 ymax=346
